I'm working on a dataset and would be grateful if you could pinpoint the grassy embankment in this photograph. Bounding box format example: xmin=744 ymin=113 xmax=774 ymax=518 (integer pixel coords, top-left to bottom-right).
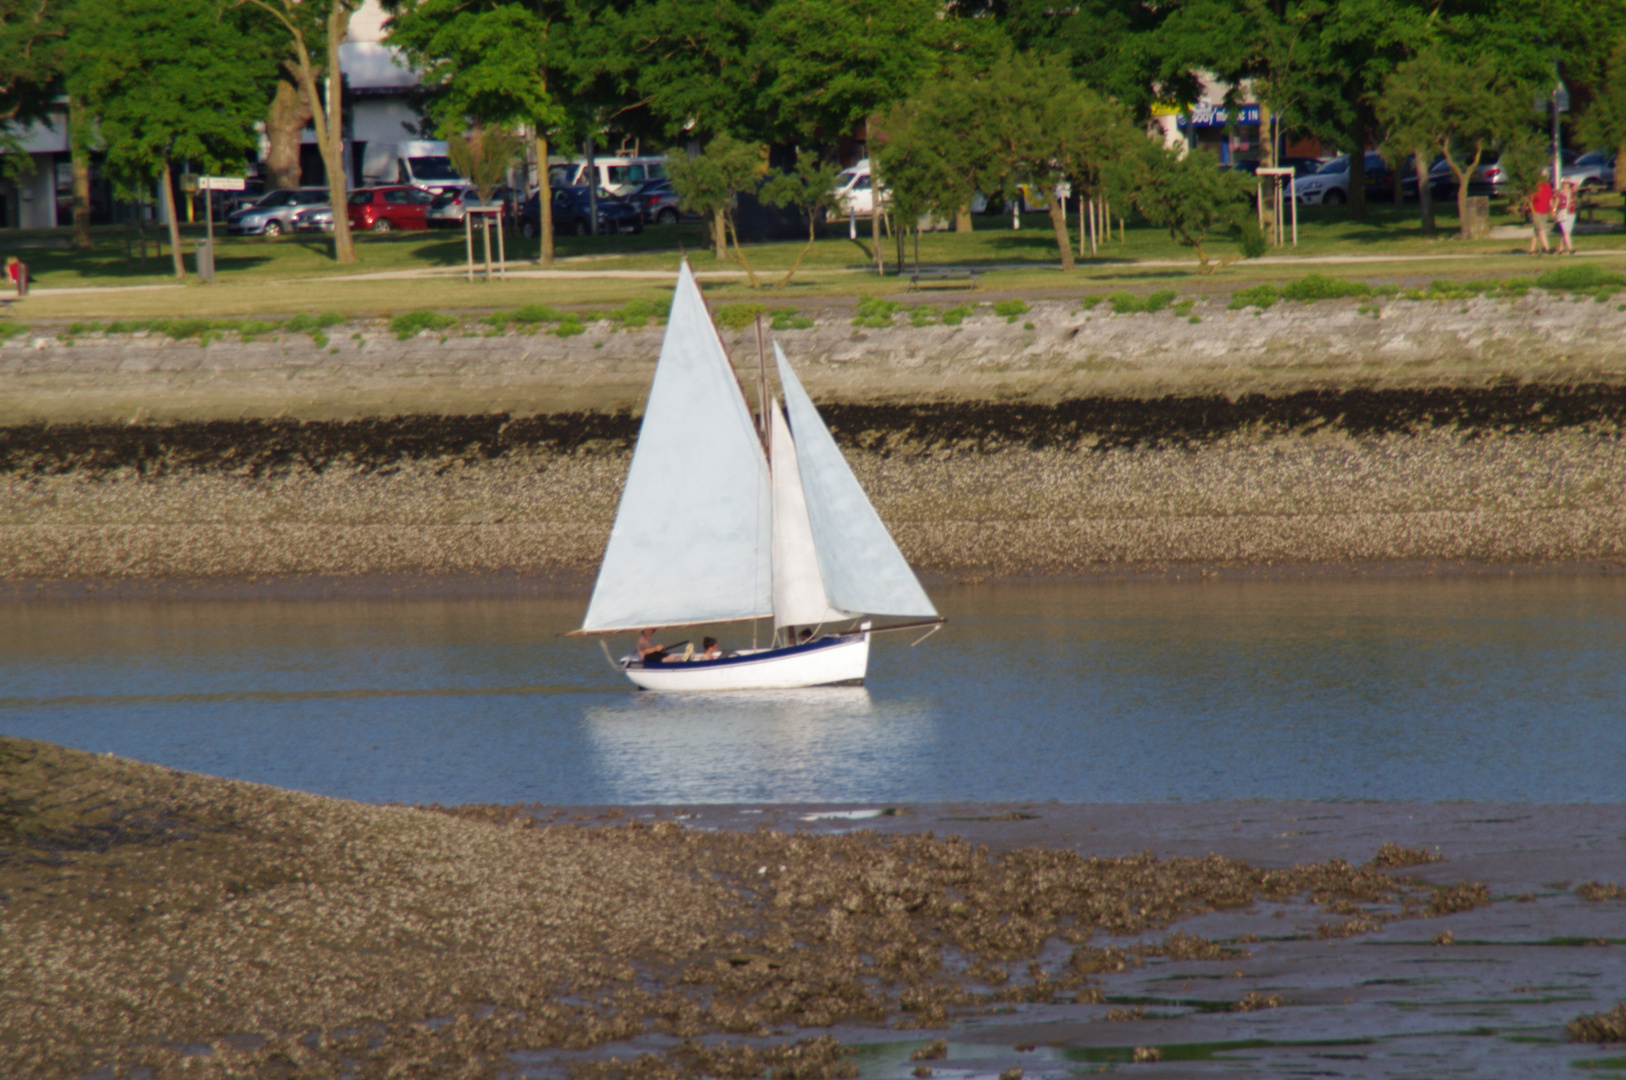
xmin=3 ymin=196 xmax=1623 ymax=321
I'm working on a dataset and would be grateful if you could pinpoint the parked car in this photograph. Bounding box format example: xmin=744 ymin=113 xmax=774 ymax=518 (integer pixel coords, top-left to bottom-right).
xmin=225 ymin=188 xmax=329 ymax=236
xmin=291 ymin=204 xmax=334 ymax=233
xmin=346 ymin=186 xmax=433 ymax=232
xmin=627 ymin=179 xmax=687 ymax=224
xmin=426 ymin=185 xmax=520 ymax=228
xmin=518 ymin=186 xmax=643 ymax=237
xmin=1563 ymin=150 xmax=1614 ymax=191
xmin=1293 ymin=153 xmax=1393 ymax=205
xmin=832 ymin=160 xmax=889 ymax=216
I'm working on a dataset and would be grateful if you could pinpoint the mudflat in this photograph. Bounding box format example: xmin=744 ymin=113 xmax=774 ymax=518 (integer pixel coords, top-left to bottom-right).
xmin=2 ymin=738 xmax=1621 ymax=1079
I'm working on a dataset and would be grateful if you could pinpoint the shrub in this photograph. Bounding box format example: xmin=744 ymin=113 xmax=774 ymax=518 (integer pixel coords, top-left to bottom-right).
xmin=1080 ymin=295 xmax=1104 ymax=309
xmin=770 ymin=307 xmax=814 ymax=330
xmin=852 ymin=297 xmax=902 ymax=327
xmin=993 ymin=299 xmax=1030 ymax=321
xmin=1143 ymin=289 xmax=1177 ymax=313
xmin=390 ymin=310 xmax=459 ymax=339
xmin=1228 ymin=283 xmax=1280 ymax=310
xmin=1173 ymin=299 xmax=1194 ymax=318
xmin=1107 ymin=292 xmax=1141 ymax=314
xmin=1567 ymin=1002 xmax=1626 ymax=1043
xmin=1534 ymin=264 xmax=1626 ymax=293
xmin=1237 ymin=220 xmax=1268 ymax=260
xmin=553 ymin=318 xmax=586 ymax=337
xmin=0 ymin=320 xmax=29 ymax=342
xmin=714 ymin=302 xmax=765 ymax=331
xmin=610 ymin=298 xmax=665 ymax=328
xmin=941 ymin=304 xmax=972 ymax=326
xmin=1281 ymin=273 xmax=1370 ymax=303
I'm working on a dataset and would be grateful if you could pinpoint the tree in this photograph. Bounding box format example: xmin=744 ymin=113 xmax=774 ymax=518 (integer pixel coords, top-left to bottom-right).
xmin=0 ymin=0 xmax=66 ymax=168
xmin=1111 ymin=141 xmax=1255 ymax=272
xmin=669 ymin=134 xmax=767 ymax=285
xmin=239 ymin=0 xmax=362 ymax=263
xmin=999 ymin=0 xmax=1182 ymax=123
xmin=1377 ymin=51 xmax=1525 ymax=238
xmin=386 ymin=0 xmax=569 ymax=263
xmin=759 ymin=156 xmax=839 ymax=288
xmin=879 ymin=52 xmax=1131 ymax=272
xmin=70 ymin=0 xmax=272 ymax=279
xmin=1580 ymin=35 xmax=1626 ymax=202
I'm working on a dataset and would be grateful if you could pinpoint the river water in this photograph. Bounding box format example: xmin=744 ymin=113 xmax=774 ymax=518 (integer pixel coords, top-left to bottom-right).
xmin=1 ymin=577 xmax=1621 ymax=806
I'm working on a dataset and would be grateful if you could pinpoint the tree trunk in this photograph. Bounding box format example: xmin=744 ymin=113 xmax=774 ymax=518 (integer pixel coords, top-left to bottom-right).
xmin=534 ymin=133 xmax=554 ymax=265
xmin=1456 ymin=143 xmax=1484 ymax=241
xmin=1347 ymin=143 xmax=1366 ymax=220
xmin=1258 ymin=102 xmax=1275 ymax=232
xmin=159 ymin=160 xmax=185 ymax=280
xmin=955 ymin=205 xmax=973 ymax=232
xmin=1043 ymin=187 xmax=1074 ymax=271
xmin=871 ymin=195 xmax=883 ymax=274
xmin=321 ymin=0 xmax=356 ymax=263
xmin=1414 ymin=149 xmax=1434 ymax=234
xmin=266 ymin=73 xmax=313 ymax=191
xmin=68 ymin=96 xmax=92 ymax=250
xmin=711 ymin=206 xmax=727 ymax=257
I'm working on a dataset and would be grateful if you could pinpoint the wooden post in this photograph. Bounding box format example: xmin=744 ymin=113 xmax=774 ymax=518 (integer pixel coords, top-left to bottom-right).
xmin=464 ymin=211 xmax=474 ymax=283
xmin=496 ymin=206 xmax=507 ymax=279
xmin=482 ymin=212 xmax=493 ymax=282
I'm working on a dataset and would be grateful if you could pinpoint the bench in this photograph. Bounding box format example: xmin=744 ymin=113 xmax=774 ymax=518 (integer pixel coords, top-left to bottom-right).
xmin=908 ymin=268 xmax=980 ymax=291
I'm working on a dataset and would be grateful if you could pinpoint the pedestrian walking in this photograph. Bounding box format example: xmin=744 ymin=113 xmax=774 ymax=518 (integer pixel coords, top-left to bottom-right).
xmin=1528 ymin=178 xmax=1554 ymax=256
xmin=1553 ymin=179 xmax=1579 ymax=255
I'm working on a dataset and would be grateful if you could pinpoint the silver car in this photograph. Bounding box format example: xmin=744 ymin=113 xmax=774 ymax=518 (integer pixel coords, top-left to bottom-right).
xmin=291 ymin=204 xmax=334 ymax=233
xmin=226 ymin=188 xmax=330 ymax=237
xmin=427 ymin=185 xmax=519 ymax=228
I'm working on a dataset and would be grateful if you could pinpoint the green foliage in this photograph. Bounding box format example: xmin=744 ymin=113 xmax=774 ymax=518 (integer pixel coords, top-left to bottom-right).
xmin=1173 ymin=299 xmax=1195 ymax=318
xmin=770 ymin=308 xmax=815 ymax=331
xmin=941 ymin=304 xmax=973 ymax=326
xmin=713 ymin=303 xmax=766 ymax=332
xmin=0 ymin=321 xmax=28 ymax=342
xmin=1080 ymin=295 xmax=1104 ymax=309
xmin=993 ymin=299 xmax=1031 ymax=321
xmin=606 ymin=298 xmax=667 ymax=329
xmin=1281 ymin=274 xmax=1370 ymax=302
xmin=760 ymin=156 xmax=842 ymax=288
xmin=68 ymin=0 xmax=273 ymax=198
xmin=669 ymin=135 xmax=767 ymax=221
xmin=1106 ymin=290 xmax=1177 ymax=314
xmin=756 ymin=0 xmax=942 ymax=142
xmin=553 ymin=317 xmax=586 ymax=338
xmin=1533 ymin=265 xmax=1626 ymax=292
xmin=1228 ymin=283 xmax=1281 ymax=310
xmin=1237 ymin=220 xmax=1268 ymax=260
xmin=447 ymin=127 xmax=524 ymax=203
xmin=852 ymin=297 xmax=903 ymax=327
xmin=1112 ymin=143 xmax=1253 ymax=272
xmin=1579 ymin=38 xmax=1626 ymax=181
xmin=390 ymin=310 xmax=460 ymax=340
xmin=908 ymin=306 xmax=937 ymax=327
xmin=285 ymin=311 xmax=346 ymax=336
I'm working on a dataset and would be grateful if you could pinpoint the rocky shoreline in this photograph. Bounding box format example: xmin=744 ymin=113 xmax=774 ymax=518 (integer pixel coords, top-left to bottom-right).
xmin=2 ymin=386 xmax=1623 ymax=581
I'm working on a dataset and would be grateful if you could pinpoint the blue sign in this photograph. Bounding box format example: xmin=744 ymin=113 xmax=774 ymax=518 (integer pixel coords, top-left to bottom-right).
xmin=1176 ymin=103 xmax=1261 ymax=128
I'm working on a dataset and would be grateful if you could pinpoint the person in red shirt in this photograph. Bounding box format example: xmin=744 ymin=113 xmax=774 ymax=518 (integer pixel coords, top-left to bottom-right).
xmin=1528 ymin=178 xmax=1554 ymax=255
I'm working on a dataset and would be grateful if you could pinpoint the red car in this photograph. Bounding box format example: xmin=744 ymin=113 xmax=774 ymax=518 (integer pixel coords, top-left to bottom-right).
xmin=346 ymin=186 xmax=432 ymax=232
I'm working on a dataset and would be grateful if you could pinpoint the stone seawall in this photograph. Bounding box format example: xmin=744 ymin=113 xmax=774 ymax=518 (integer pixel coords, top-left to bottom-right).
xmin=4 ymin=292 xmax=1626 ymax=425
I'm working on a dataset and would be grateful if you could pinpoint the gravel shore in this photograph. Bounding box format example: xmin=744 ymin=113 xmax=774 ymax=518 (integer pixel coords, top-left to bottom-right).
xmin=3 ymin=738 xmax=1622 ymax=1080
xmin=2 ymin=422 xmax=1622 ymax=580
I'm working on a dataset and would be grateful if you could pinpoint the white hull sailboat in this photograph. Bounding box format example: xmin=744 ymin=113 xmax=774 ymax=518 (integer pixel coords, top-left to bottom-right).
xmin=573 ymin=261 xmax=941 ymax=690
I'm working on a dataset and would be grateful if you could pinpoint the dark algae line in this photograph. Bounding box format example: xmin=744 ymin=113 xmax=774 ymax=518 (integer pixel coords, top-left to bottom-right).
xmin=2 ymin=383 xmax=1622 ymax=475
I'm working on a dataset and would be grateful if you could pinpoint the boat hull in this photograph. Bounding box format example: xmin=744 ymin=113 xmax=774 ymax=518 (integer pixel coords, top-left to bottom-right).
xmin=624 ymin=633 xmax=869 ymax=691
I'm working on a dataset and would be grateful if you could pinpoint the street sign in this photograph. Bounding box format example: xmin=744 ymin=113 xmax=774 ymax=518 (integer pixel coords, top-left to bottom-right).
xmin=199 ymin=176 xmax=247 ymax=191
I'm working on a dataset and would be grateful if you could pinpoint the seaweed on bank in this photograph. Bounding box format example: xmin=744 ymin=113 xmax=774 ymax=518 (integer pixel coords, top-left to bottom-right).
xmin=1 ymin=383 xmax=1622 ymax=476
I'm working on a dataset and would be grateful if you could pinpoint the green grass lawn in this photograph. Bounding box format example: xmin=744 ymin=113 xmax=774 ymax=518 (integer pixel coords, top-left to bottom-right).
xmin=3 ymin=194 xmax=1623 ymax=320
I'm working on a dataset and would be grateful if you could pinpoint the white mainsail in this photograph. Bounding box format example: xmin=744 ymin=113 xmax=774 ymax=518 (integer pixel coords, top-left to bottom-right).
xmin=769 ymin=400 xmax=849 ymax=630
xmin=579 ymin=263 xmax=772 ymax=632
xmin=774 ymin=343 xmax=939 ymax=620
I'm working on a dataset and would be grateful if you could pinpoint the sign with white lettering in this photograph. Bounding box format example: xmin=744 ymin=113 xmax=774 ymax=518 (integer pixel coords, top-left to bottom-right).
xmin=199 ymin=176 xmax=247 ymax=191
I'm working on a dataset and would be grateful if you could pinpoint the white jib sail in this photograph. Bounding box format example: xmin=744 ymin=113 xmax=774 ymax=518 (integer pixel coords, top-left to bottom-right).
xmin=770 ymin=400 xmax=849 ymax=630
xmin=774 ymin=343 xmax=939 ymax=619
xmin=580 ymin=263 xmax=773 ymax=632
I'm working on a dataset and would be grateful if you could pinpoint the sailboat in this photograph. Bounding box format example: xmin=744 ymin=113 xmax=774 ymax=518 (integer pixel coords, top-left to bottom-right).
xmin=573 ymin=261 xmax=942 ymax=691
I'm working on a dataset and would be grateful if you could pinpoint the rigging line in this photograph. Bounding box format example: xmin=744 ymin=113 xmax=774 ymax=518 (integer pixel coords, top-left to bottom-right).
xmin=909 ymin=623 xmax=943 ymax=648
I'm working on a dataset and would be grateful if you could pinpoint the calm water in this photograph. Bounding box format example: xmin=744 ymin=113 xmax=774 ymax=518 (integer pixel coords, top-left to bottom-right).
xmin=1 ymin=578 xmax=1621 ymax=805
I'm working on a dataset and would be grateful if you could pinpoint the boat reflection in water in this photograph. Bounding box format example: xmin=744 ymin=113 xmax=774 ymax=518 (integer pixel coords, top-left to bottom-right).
xmin=583 ymin=687 xmax=935 ymax=803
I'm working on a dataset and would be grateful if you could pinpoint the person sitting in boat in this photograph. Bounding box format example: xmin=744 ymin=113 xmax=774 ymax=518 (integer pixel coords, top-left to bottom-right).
xmin=798 ymin=629 xmax=813 ymax=644
xmin=699 ymin=636 xmax=721 ymax=660
xmin=637 ymin=628 xmax=668 ymax=665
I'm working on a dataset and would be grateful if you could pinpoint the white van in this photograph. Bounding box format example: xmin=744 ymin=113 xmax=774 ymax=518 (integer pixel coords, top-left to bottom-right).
xmin=549 ymin=156 xmax=671 ymax=196
xmin=361 ymin=140 xmax=466 ymax=194
xmin=832 ymin=159 xmax=887 ymax=216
